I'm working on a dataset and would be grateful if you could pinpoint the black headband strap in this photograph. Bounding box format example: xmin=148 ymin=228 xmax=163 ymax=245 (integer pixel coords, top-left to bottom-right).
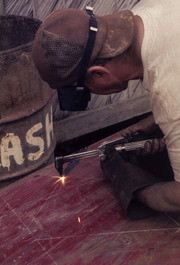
xmin=77 ymin=6 xmax=98 ymax=87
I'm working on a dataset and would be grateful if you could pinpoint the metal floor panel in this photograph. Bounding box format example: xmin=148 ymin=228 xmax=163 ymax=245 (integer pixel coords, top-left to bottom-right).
xmin=0 ymin=133 xmax=179 ymax=265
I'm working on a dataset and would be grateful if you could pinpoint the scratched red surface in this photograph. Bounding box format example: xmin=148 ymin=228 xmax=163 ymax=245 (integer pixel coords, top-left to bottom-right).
xmin=0 ymin=134 xmax=180 ymax=265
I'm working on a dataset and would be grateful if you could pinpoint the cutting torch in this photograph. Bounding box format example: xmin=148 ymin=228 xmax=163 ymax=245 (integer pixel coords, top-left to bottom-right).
xmin=55 ymin=136 xmax=155 ymax=176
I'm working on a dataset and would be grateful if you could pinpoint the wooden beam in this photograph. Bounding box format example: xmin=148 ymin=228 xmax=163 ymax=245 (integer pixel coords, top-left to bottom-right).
xmin=31 ymin=0 xmax=38 ymax=18
xmin=54 ymin=94 xmax=151 ymax=143
xmin=0 ymin=0 xmax=4 ymax=15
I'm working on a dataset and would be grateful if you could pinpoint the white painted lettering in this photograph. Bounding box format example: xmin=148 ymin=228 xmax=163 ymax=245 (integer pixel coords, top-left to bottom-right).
xmin=46 ymin=107 xmax=54 ymax=148
xmin=1 ymin=133 xmax=24 ymax=171
xmin=26 ymin=123 xmax=45 ymax=161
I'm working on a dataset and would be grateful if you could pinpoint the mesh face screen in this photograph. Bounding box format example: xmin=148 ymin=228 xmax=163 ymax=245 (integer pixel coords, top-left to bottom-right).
xmin=42 ymin=31 xmax=84 ymax=79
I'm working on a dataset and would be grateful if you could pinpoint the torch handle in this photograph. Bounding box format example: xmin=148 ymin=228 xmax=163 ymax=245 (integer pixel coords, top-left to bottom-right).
xmin=115 ymin=139 xmax=153 ymax=152
xmin=56 ymin=139 xmax=154 ymax=164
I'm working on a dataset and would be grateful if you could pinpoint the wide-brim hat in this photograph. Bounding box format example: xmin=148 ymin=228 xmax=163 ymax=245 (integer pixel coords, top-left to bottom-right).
xmin=32 ymin=8 xmax=135 ymax=88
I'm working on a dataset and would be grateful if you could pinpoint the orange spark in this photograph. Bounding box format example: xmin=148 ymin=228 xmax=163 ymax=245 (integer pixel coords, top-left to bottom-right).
xmin=78 ymin=217 xmax=81 ymax=223
xmin=53 ymin=175 xmax=66 ymax=185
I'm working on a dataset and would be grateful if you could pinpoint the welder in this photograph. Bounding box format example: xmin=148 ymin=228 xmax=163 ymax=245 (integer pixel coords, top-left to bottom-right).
xmin=32 ymin=0 xmax=180 ymax=219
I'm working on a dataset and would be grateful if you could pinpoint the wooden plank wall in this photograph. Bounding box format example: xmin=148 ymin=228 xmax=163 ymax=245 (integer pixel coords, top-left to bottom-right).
xmin=54 ymin=94 xmax=151 ymax=142
xmin=4 ymin=0 xmax=31 ymax=16
xmin=0 ymin=0 xmax=4 ymax=14
xmin=3 ymin=0 xmax=140 ymax=19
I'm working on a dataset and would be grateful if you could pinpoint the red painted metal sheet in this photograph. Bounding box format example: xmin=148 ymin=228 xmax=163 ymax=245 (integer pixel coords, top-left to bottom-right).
xmin=0 ymin=135 xmax=180 ymax=265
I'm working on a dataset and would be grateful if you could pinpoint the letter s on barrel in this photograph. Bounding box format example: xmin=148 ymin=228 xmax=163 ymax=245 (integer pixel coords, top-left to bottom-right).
xmin=26 ymin=123 xmax=45 ymax=161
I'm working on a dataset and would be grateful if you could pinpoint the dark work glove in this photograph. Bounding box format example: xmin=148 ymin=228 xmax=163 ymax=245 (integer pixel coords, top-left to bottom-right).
xmin=100 ymin=146 xmax=161 ymax=219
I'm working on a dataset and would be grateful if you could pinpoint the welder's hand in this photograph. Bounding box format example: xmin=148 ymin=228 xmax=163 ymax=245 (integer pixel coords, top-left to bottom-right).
xmin=119 ymin=114 xmax=160 ymax=140
xmin=119 ymin=118 xmax=166 ymax=156
xmin=120 ymin=127 xmax=166 ymax=155
xmin=120 ymin=127 xmax=139 ymax=141
xmin=135 ymin=138 xmax=166 ymax=156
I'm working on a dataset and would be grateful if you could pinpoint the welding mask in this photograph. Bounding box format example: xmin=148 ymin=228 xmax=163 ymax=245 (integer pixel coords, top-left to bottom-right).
xmin=58 ymin=6 xmax=97 ymax=111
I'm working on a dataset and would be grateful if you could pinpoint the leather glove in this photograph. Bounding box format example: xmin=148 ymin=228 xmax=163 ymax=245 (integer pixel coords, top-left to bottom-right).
xmin=100 ymin=146 xmax=161 ymax=219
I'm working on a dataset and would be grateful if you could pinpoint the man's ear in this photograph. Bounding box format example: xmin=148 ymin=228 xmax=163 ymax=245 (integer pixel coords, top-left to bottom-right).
xmin=87 ymin=66 xmax=111 ymax=82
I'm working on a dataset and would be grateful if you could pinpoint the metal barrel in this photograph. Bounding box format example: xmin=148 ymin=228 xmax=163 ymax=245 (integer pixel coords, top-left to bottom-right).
xmin=0 ymin=15 xmax=56 ymax=180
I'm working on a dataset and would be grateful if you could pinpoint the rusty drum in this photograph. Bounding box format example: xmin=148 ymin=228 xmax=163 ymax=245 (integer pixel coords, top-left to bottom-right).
xmin=0 ymin=16 xmax=56 ymax=180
